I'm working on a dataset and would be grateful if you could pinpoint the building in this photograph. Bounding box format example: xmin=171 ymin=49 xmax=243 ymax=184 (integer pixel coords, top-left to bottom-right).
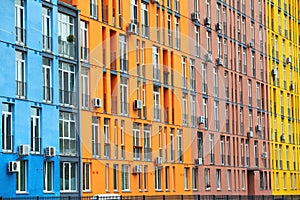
xmin=0 ymin=0 xmax=62 ymax=197
xmin=267 ymin=0 xmax=300 ymax=195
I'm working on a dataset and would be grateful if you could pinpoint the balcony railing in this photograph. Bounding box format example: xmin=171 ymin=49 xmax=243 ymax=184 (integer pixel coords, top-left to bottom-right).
xmin=104 ymin=143 xmax=110 ymax=159
xmin=60 ymin=138 xmax=77 ymax=156
xmin=182 ymin=114 xmax=188 ymax=126
xmin=81 ymin=47 xmax=89 ymax=62
xmin=153 ymin=67 xmax=160 ymax=81
xmin=203 ymin=83 xmax=208 ymax=94
xmin=144 ymin=147 xmax=152 ymax=161
xmin=43 ymin=86 xmax=52 ymax=102
xmin=43 ymin=35 xmax=51 ymax=51
xmin=31 ymin=137 xmax=41 ymax=153
xmin=59 ymin=89 xmax=76 ymax=106
xmin=210 ymin=153 xmax=214 ymax=165
xmin=164 ymin=107 xmax=169 ymax=123
xmin=120 ymin=101 xmax=128 ymax=116
xmin=142 ymin=24 xmax=149 ymax=38
xmin=111 ymin=96 xmax=118 ymax=114
xmin=120 ymin=58 xmax=128 ymax=73
xmin=82 ymin=93 xmax=90 ymax=109
xmin=163 ymin=70 xmax=169 ymax=85
xmin=15 ymin=26 xmax=25 ymax=45
xmin=16 ymin=81 xmax=26 ymax=98
xmin=58 ymin=39 xmax=75 ymax=58
xmin=154 ymin=106 xmax=161 ymax=121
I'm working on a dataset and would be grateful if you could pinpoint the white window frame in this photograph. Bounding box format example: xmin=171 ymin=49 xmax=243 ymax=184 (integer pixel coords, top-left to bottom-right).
xmin=92 ymin=117 xmax=100 ymax=158
xmin=44 ymin=161 xmax=53 ymax=192
xmin=16 ymin=160 xmax=27 ymax=193
xmin=42 ymin=57 xmax=52 ymax=102
xmin=2 ymin=103 xmax=13 ymax=152
xmin=59 ymin=62 xmax=75 ymax=106
xmin=60 ymin=162 xmax=77 ymax=192
xmin=59 ymin=112 xmax=76 ymax=156
xmin=15 ymin=0 xmax=25 ymax=44
xmin=83 ymin=163 xmax=91 ymax=192
xmin=16 ymin=51 xmax=26 ymax=98
xmin=31 ymin=107 xmax=41 ymax=153
xmin=184 ymin=167 xmax=189 ymax=190
xmin=120 ymin=77 xmax=128 ymax=115
xmin=42 ymin=6 xmax=51 ymax=51
xmin=122 ymin=164 xmax=130 ymax=191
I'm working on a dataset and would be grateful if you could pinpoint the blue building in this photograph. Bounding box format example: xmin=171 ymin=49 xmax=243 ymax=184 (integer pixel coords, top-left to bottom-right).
xmin=0 ymin=0 xmax=80 ymax=198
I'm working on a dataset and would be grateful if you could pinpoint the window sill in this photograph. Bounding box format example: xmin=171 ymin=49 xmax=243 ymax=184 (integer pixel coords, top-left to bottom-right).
xmin=113 ymin=190 xmax=118 ymax=192
xmin=184 ymin=189 xmax=190 ymax=191
xmin=16 ymin=192 xmax=29 ymax=194
xmin=217 ymin=188 xmax=221 ymax=191
xmin=2 ymin=150 xmax=14 ymax=154
xmin=205 ymin=188 xmax=211 ymax=191
xmin=83 ymin=190 xmax=92 ymax=193
xmin=43 ymin=191 xmax=55 ymax=194
xmin=155 ymin=189 xmax=163 ymax=192
xmin=121 ymin=190 xmax=131 ymax=193
xmin=192 ymin=189 xmax=198 ymax=191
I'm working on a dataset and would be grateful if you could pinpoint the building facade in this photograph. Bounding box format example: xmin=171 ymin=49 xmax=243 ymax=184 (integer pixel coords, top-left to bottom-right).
xmin=267 ymin=0 xmax=300 ymax=195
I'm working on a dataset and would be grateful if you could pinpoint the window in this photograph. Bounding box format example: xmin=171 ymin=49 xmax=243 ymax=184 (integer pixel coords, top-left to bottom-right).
xmin=205 ymin=168 xmax=210 ymax=189
xmin=248 ymin=80 xmax=252 ymax=106
xmin=153 ymin=86 xmax=161 ymax=121
xmin=60 ymin=162 xmax=77 ymax=192
xmin=83 ymin=163 xmax=91 ymax=192
xmin=122 ymin=165 xmax=130 ymax=191
xmin=182 ymin=57 xmax=187 ymax=89
xmin=190 ymin=59 xmax=195 ymax=91
xmin=182 ymin=94 xmax=187 ymax=125
xmin=241 ymin=170 xmax=245 ymax=190
xmin=141 ymin=3 xmax=149 ymax=37
xmin=220 ymin=137 xmax=225 ymax=165
xmin=216 ymin=169 xmax=221 ymax=190
xmin=202 ymin=64 xmax=207 ymax=94
xmin=15 ymin=0 xmax=25 ymax=44
xmin=209 ymin=134 xmax=214 ymax=164
xmin=165 ymin=166 xmax=169 ymax=190
xmin=206 ymin=0 xmax=210 ymax=17
xmin=120 ymin=77 xmax=128 ymax=115
xmin=155 ymin=167 xmax=162 ymax=190
xmin=190 ymin=95 xmax=196 ymax=127
xmin=144 ymin=166 xmax=148 ymax=190
xmin=175 ymin=17 xmax=180 ymax=50
xmin=44 ymin=162 xmax=53 ymax=192
xmin=42 ymin=7 xmax=51 ymax=51
xmin=113 ymin=164 xmax=118 ymax=191
xmin=42 ymin=58 xmax=52 ymax=102
xmin=213 ymin=68 xmax=218 ymax=97
xmin=90 ymin=0 xmax=98 ymax=19
xmin=80 ymin=21 xmax=89 ymax=61
xmin=170 ymin=128 xmax=175 ymax=162
xmin=121 ymin=120 xmax=125 ymax=159
xmin=153 ymin=46 xmax=160 ymax=81
xmin=195 ymin=26 xmax=200 ymax=57
xmin=227 ymin=170 xmax=231 ymax=190
xmin=197 ymin=132 xmax=203 ymax=163
xmin=192 ymin=168 xmax=198 ymax=190
xmin=167 ymin=14 xmax=172 ymax=47
xmin=59 ymin=112 xmax=76 ymax=155
xmin=92 ymin=117 xmax=100 ymax=158
xmin=206 ymin=31 xmax=211 ymax=52
xmin=16 ymin=160 xmax=27 ymax=193
xmin=104 ymin=118 xmax=110 ymax=159
xmin=31 ymin=107 xmax=40 ymax=153
xmin=16 ymin=51 xmax=26 ymax=98
xmin=144 ymin=125 xmax=151 ymax=161
xmin=120 ymin=35 xmax=128 ymax=73
xmin=177 ymin=129 xmax=182 ymax=163
xmin=59 ymin=62 xmax=75 ymax=106
xmin=81 ymin=68 xmax=89 ymax=109
xmin=203 ymin=98 xmax=208 ymax=129
xmin=105 ymin=164 xmax=109 ymax=191
xmin=184 ymin=167 xmax=189 ymax=190
xmin=130 ymin=0 xmax=138 ymax=24
xmin=58 ymin=12 xmax=75 ymax=58
xmin=133 ymin=123 xmax=141 ymax=160
xmin=214 ymin=101 xmax=219 ymax=131
xmin=226 ymin=137 xmax=230 ymax=165
xmin=2 ymin=103 xmax=13 ymax=151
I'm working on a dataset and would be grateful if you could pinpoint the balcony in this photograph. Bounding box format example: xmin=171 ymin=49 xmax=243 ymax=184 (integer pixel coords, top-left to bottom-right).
xmin=16 ymin=81 xmax=26 ymax=98
xmin=153 ymin=67 xmax=160 ymax=82
xmin=59 ymin=89 xmax=76 ymax=107
xmin=58 ymin=39 xmax=75 ymax=58
xmin=144 ymin=147 xmax=152 ymax=161
xmin=43 ymin=86 xmax=52 ymax=102
xmin=42 ymin=35 xmax=51 ymax=51
xmin=133 ymin=146 xmax=142 ymax=160
xmin=104 ymin=143 xmax=110 ymax=159
xmin=154 ymin=106 xmax=161 ymax=121
xmin=163 ymin=70 xmax=169 ymax=85
xmin=142 ymin=24 xmax=149 ymax=38
xmin=203 ymin=83 xmax=208 ymax=94
xmin=15 ymin=26 xmax=25 ymax=45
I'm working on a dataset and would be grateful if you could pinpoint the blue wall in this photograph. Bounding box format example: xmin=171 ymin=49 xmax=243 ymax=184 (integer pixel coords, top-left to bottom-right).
xmin=0 ymin=0 xmax=60 ymax=198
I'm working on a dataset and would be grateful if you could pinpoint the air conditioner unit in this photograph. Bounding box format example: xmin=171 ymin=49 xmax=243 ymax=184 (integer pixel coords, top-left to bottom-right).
xmin=206 ymin=53 xmax=212 ymax=62
xmin=256 ymin=125 xmax=261 ymax=132
xmin=286 ymin=57 xmax=292 ymax=64
xmin=290 ymin=83 xmax=295 ymax=90
xmin=92 ymin=98 xmax=102 ymax=108
xmin=261 ymin=152 xmax=268 ymax=159
xmin=133 ymin=165 xmax=143 ymax=174
xmin=8 ymin=161 xmax=20 ymax=173
xmin=248 ymin=42 xmax=254 ymax=48
xmin=271 ymin=69 xmax=278 ymax=77
xmin=45 ymin=146 xmax=56 ymax=157
xmin=133 ymin=100 xmax=143 ymax=110
xmin=281 ymin=134 xmax=286 ymax=142
xmin=128 ymin=22 xmax=138 ymax=35
xmin=191 ymin=12 xmax=200 ymax=22
xmin=204 ymin=17 xmax=211 ymax=26
xmin=155 ymin=157 xmax=162 ymax=165
xmin=151 ymin=0 xmax=159 ymax=3
xmin=247 ymin=131 xmax=254 ymax=138
xmin=195 ymin=158 xmax=203 ymax=166
xmin=197 ymin=116 xmax=205 ymax=124
xmin=216 ymin=23 xmax=222 ymax=31
xmin=216 ymin=57 xmax=223 ymax=66
xmin=19 ymin=144 xmax=30 ymax=156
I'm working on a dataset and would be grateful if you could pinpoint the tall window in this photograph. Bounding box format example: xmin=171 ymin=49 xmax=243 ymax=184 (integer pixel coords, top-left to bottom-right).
xmin=2 ymin=103 xmax=13 ymax=151
xmin=153 ymin=46 xmax=160 ymax=81
xmin=195 ymin=27 xmax=200 ymax=57
xmin=15 ymin=0 xmax=25 ymax=44
xmin=182 ymin=57 xmax=187 ymax=89
xmin=122 ymin=165 xmax=130 ymax=191
xmin=153 ymin=86 xmax=161 ymax=121
xmin=197 ymin=132 xmax=203 ymax=163
xmin=133 ymin=123 xmax=141 ymax=160
xmin=16 ymin=51 xmax=26 ymax=98
xmin=167 ymin=14 xmax=172 ymax=47
xmin=184 ymin=167 xmax=189 ymax=190
xmin=206 ymin=0 xmax=210 ymax=17
xmin=190 ymin=95 xmax=196 ymax=127
xmin=120 ymin=77 xmax=128 ymax=115
xmin=80 ymin=21 xmax=89 ymax=61
xmin=44 ymin=162 xmax=53 ymax=192
xmin=130 ymin=0 xmax=138 ymax=24
xmin=206 ymin=31 xmax=211 ymax=52
xmin=165 ymin=166 xmax=169 ymax=190
xmin=58 ymin=12 xmax=75 ymax=58
xmin=42 ymin=7 xmax=51 ymax=51
xmin=202 ymin=64 xmax=207 ymax=94
xmin=60 ymin=162 xmax=77 ymax=192
xmin=203 ymin=98 xmax=208 ymax=129
xmin=43 ymin=58 xmax=52 ymax=102
xmin=59 ymin=62 xmax=75 ymax=106
xmin=59 ymin=112 xmax=76 ymax=155
xmin=170 ymin=128 xmax=175 ymax=162
xmin=175 ymin=17 xmax=180 ymax=50
xmin=209 ymin=134 xmax=214 ymax=164
xmin=192 ymin=168 xmax=198 ymax=190
xmin=214 ymin=101 xmax=219 ymax=131
xmin=155 ymin=167 xmax=162 ymax=190
xmin=81 ymin=68 xmax=89 ymax=109
xmin=90 ymin=0 xmax=98 ymax=19
xmin=144 ymin=125 xmax=151 ymax=161
xmin=220 ymin=137 xmax=225 ymax=165
xmin=177 ymin=129 xmax=182 ymax=163
xmin=205 ymin=168 xmax=210 ymax=189
xmin=16 ymin=160 xmax=27 ymax=193
xmin=92 ymin=117 xmax=100 ymax=158
xmin=104 ymin=118 xmax=110 ymax=159
xmin=83 ymin=163 xmax=91 ymax=192
xmin=213 ymin=68 xmax=218 ymax=97
xmin=113 ymin=164 xmax=118 ymax=191
xmin=120 ymin=35 xmax=128 ymax=73
xmin=227 ymin=170 xmax=231 ymax=190
xmin=182 ymin=94 xmax=187 ymax=126
xmin=216 ymin=169 xmax=221 ymax=190
xmin=31 ymin=107 xmax=40 ymax=153
xmin=190 ymin=59 xmax=195 ymax=91
xmin=141 ymin=3 xmax=149 ymax=37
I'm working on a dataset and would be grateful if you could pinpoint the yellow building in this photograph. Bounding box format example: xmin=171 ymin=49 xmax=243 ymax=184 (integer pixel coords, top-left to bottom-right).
xmin=267 ymin=0 xmax=300 ymax=195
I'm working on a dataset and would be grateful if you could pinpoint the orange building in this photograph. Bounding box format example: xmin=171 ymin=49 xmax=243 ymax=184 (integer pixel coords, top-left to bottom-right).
xmin=64 ymin=0 xmax=271 ymax=196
